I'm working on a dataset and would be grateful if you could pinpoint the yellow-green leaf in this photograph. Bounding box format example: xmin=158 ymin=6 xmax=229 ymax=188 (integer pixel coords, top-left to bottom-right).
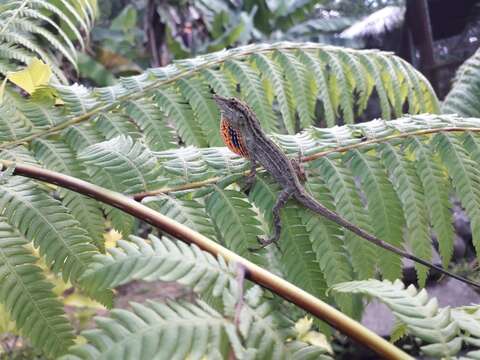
xmin=7 ymin=58 xmax=52 ymax=95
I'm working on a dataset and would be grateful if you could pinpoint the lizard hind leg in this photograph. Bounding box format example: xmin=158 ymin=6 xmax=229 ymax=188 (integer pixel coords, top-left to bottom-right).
xmin=249 ymin=188 xmax=292 ymax=251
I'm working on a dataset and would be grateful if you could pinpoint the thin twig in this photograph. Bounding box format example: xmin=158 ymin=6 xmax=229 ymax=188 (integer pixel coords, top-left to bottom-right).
xmin=0 ymin=159 xmax=411 ymax=360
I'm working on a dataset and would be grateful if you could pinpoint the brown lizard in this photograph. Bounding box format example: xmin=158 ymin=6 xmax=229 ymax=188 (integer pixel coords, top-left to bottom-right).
xmin=214 ymin=94 xmax=480 ymax=289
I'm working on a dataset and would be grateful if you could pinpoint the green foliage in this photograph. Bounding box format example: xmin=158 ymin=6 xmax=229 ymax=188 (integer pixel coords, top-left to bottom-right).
xmin=63 ymin=299 xmax=233 ymax=360
xmin=333 ymin=279 xmax=480 ymax=358
xmin=80 ymin=235 xmax=233 ymax=296
xmin=0 ymin=43 xmax=439 ymax=154
xmin=0 ymin=0 xmax=96 ymax=82
xmin=249 ymin=176 xmax=328 ymax=305
xmin=0 ymin=40 xmax=475 ymax=358
xmin=443 ymin=46 xmax=480 ymax=117
xmin=66 ymin=235 xmax=334 ymax=360
xmin=0 ymin=219 xmax=75 ymax=357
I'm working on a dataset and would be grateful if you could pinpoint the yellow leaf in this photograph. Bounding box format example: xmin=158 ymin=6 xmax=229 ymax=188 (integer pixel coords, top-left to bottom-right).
xmin=295 ymin=316 xmax=333 ymax=354
xmin=104 ymin=228 xmax=122 ymax=249
xmin=0 ymin=77 xmax=6 ymax=103
xmin=7 ymin=58 xmax=52 ymax=95
xmin=303 ymin=331 xmax=333 ymax=354
xmin=64 ymin=292 xmax=106 ymax=309
xmin=295 ymin=316 xmax=313 ymax=337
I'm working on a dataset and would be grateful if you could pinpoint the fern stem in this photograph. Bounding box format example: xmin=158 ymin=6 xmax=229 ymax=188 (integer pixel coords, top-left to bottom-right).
xmin=130 ymin=126 xmax=480 ymax=199
xmin=0 ymin=159 xmax=412 ymax=360
xmin=132 ymin=175 xmax=224 ymax=200
xmin=302 ymin=127 xmax=480 ymax=162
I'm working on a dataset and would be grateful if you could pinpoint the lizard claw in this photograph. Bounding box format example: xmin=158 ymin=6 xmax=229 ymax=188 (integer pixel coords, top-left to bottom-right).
xmin=248 ymin=236 xmax=283 ymax=253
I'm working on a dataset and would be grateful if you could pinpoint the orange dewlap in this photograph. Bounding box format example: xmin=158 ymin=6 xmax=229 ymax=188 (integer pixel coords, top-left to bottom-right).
xmin=220 ymin=117 xmax=250 ymax=158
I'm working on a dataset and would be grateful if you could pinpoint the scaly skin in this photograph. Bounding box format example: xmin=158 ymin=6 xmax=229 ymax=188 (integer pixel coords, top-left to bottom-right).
xmin=213 ymin=94 xmax=480 ymax=289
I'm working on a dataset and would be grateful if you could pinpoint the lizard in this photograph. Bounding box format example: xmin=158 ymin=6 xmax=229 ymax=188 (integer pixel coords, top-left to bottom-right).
xmin=213 ymin=94 xmax=480 ymax=289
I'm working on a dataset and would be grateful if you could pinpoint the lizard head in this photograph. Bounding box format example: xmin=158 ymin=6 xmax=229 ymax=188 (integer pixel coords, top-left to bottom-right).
xmin=213 ymin=94 xmax=250 ymax=128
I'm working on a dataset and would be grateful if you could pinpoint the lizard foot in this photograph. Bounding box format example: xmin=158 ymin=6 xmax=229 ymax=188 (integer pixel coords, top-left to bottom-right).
xmin=248 ymin=236 xmax=283 ymax=253
xmin=240 ymin=173 xmax=256 ymax=193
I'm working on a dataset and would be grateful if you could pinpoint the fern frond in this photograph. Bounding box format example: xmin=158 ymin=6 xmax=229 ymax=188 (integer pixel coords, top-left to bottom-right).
xmin=121 ymin=98 xmax=176 ymax=151
xmin=0 ymin=0 xmax=94 ymax=81
xmin=435 ymin=132 xmax=480 ymax=256
xmin=376 ymin=54 xmax=404 ymax=118
xmin=200 ymin=68 xmax=236 ymax=97
xmin=17 ymin=100 xmax=65 ymax=129
xmin=275 ymin=51 xmax=316 ymax=128
xmin=79 ymin=135 xmax=161 ymax=193
xmin=31 ymin=139 xmax=105 ymax=250
xmin=177 ymin=77 xmax=223 ymax=146
xmin=322 ymin=50 xmax=356 ymax=123
xmin=93 ymin=113 xmax=142 ymax=141
xmin=380 ymin=143 xmax=431 ymax=285
xmin=443 ymin=47 xmax=480 ymax=117
xmin=301 ymin=174 xmax=358 ymax=315
xmin=348 ymin=150 xmax=404 ymax=280
xmin=0 ymin=101 xmax=30 ymax=141
xmin=206 ymin=187 xmax=263 ymax=260
xmin=7 ymin=18 xmax=77 ymax=68
xmin=314 ymin=158 xmax=377 ymax=279
xmin=225 ymin=59 xmax=278 ymax=133
xmin=0 ymin=177 xmax=98 ymax=282
xmin=253 ymin=53 xmax=296 ymax=134
xmin=143 ymin=195 xmax=217 ymax=240
xmin=155 ymin=87 xmax=207 ymax=147
xmin=0 ymin=42 xmax=438 ymax=152
xmin=157 ymin=146 xmax=214 ymax=185
xmin=56 ymin=84 xmax=99 ymax=116
xmin=63 ymin=124 xmax=105 ymax=151
xmin=333 ymin=279 xmax=472 ymax=358
xmin=249 ymin=176 xmax=327 ymax=301
xmin=409 ymin=138 xmax=454 ymax=267
xmin=62 ymin=300 xmax=231 ymax=360
xmin=80 ymin=235 xmax=234 ymax=297
xmin=358 ymin=53 xmax=391 ymax=120
xmin=0 ymin=219 xmax=75 ymax=357
xmin=296 ymin=49 xmax=336 ymax=127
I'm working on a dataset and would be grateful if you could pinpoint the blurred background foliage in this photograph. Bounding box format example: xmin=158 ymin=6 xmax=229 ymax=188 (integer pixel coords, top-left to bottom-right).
xmin=77 ymin=0 xmax=405 ymax=86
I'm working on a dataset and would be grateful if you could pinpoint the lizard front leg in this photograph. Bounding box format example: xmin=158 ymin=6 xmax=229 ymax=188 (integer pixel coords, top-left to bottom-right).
xmin=251 ymin=188 xmax=293 ymax=250
xmin=241 ymin=159 xmax=257 ymax=192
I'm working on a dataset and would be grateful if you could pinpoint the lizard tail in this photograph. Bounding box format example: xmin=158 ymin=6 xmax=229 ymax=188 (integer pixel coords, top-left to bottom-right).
xmin=294 ymin=190 xmax=480 ymax=289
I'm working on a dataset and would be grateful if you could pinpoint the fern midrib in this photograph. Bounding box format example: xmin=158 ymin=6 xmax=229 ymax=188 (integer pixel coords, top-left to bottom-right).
xmin=304 ymin=127 xmax=480 ymax=162
xmin=0 ymin=237 xmax=67 ymax=347
xmin=130 ymin=126 xmax=480 ymax=200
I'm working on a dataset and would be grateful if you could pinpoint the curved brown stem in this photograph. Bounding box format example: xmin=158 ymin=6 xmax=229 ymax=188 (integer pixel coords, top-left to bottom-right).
xmin=0 ymin=159 xmax=411 ymax=360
